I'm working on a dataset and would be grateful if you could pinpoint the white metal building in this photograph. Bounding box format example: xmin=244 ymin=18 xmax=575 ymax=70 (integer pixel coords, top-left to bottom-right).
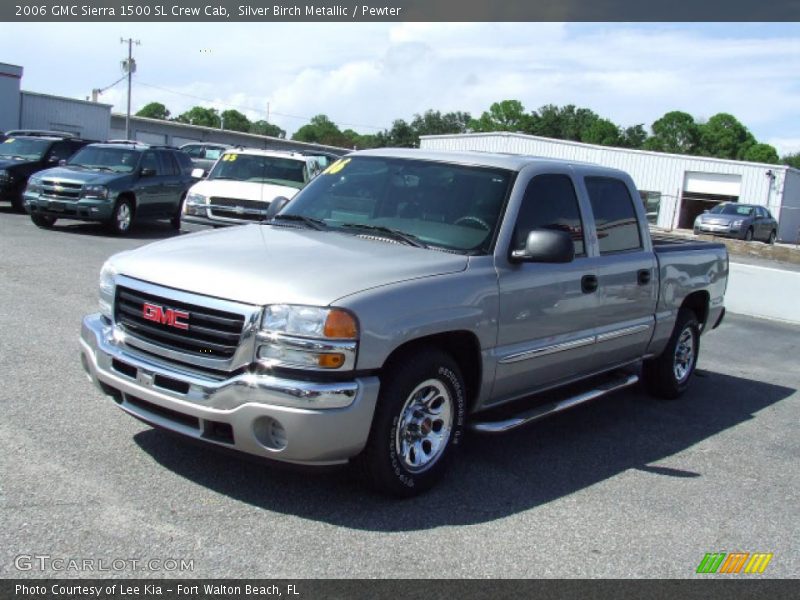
xmin=421 ymin=132 xmax=800 ymax=242
xmin=0 ymin=62 xmax=23 ymax=133
xmin=20 ymin=91 xmax=111 ymax=140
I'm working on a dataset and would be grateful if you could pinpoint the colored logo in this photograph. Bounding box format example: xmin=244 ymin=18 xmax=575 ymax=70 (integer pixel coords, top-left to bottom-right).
xmin=696 ymin=552 xmax=773 ymax=574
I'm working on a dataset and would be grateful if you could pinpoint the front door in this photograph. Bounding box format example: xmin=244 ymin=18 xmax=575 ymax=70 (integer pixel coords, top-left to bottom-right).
xmin=493 ymin=172 xmax=599 ymax=404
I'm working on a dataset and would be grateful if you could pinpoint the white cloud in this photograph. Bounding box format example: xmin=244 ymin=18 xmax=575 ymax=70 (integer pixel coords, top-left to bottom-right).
xmin=2 ymin=22 xmax=798 ymax=152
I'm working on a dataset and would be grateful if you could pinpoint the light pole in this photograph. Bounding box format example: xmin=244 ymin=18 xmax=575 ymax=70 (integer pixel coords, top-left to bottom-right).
xmin=121 ymin=37 xmax=140 ymax=140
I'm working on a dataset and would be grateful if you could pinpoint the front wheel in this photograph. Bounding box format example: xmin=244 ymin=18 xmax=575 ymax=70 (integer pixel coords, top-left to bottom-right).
xmin=355 ymin=349 xmax=466 ymax=497
xmin=170 ymin=196 xmax=185 ymax=231
xmin=766 ymin=230 xmax=776 ymax=245
xmin=744 ymin=227 xmax=754 ymax=241
xmin=108 ymin=198 xmax=134 ymax=235
xmin=642 ymin=309 xmax=700 ymax=400
xmin=31 ymin=213 xmax=57 ymax=228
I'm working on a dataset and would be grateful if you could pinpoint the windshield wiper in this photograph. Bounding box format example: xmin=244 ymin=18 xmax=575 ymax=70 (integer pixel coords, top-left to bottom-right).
xmin=270 ymin=214 xmax=328 ymax=230
xmin=338 ymin=223 xmax=428 ymax=248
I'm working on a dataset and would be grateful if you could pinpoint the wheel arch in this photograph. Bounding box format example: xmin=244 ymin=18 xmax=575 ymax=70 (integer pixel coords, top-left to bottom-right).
xmin=680 ymin=290 xmax=710 ymax=328
xmin=380 ymin=330 xmax=483 ymax=411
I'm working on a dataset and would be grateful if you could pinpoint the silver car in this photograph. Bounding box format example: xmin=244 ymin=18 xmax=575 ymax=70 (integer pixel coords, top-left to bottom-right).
xmin=694 ymin=203 xmax=778 ymax=243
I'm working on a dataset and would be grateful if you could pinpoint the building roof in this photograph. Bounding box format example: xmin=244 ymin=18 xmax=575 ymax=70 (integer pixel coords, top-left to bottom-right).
xmin=421 ymin=131 xmax=798 ymax=174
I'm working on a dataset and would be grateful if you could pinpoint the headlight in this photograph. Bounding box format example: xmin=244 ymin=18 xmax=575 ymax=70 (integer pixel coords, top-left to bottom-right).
xmin=184 ymin=192 xmax=207 ymax=215
xmin=98 ymin=260 xmax=116 ymax=320
xmin=81 ymin=185 xmax=109 ymax=200
xmin=731 ymin=219 xmax=744 ymax=228
xmin=26 ymin=177 xmax=42 ymax=194
xmin=257 ymin=305 xmax=358 ymax=370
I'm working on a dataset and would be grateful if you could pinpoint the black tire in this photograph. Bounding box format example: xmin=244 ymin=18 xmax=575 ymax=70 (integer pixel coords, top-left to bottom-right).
xmin=744 ymin=227 xmax=753 ymax=241
xmin=108 ymin=197 xmax=134 ymax=235
xmin=355 ymin=349 xmax=466 ymax=497
xmin=11 ymin=194 xmax=26 ymax=212
xmin=766 ymin=230 xmax=776 ymax=245
xmin=170 ymin=196 xmax=185 ymax=231
xmin=642 ymin=309 xmax=700 ymax=400
xmin=30 ymin=213 xmax=57 ymax=228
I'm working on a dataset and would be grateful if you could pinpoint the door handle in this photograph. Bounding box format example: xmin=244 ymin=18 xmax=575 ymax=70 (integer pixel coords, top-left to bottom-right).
xmin=637 ymin=269 xmax=651 ymax=285
xmin=581 ymin=274 xmax=598 ymax=294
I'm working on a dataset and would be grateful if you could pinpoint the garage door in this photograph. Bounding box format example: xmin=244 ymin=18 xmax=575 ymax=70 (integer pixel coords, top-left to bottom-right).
xmin=683 ymin=172 xmax=742 ymax=197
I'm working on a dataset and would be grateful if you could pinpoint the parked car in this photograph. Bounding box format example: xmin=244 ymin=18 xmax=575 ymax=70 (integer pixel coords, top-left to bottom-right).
xmin=179 ymin=142 xmax=230 ymax=175
xmin=694 ymin=202 xmax=778 ymax=243
xmin=80 ymin=149 xmax=727 ymax=496
xmin=181 ymin=148 xmax=320 ymax=227
xmin=24 ymin=141 xmax=195 ymax=234
xmin=0 ymin=131 xmax=92 ymax=211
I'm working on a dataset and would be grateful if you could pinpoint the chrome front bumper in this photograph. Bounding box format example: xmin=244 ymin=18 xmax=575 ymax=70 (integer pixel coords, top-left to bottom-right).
xmin=80 ymin=313 xmax=380 ymax=465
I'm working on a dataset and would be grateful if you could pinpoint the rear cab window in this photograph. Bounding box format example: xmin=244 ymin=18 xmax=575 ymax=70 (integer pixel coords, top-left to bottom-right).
xmin=584 ymin=177 xmax=642 ymax=254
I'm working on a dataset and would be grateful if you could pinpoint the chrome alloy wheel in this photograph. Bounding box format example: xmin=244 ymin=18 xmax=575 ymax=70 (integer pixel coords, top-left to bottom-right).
xmin=395 ymin=378 xmax=453 ymax=473
xmin=117 ymin=203 xmax=132 ymax=231
xmin=673 ymin=326 xmax=695 ymax=383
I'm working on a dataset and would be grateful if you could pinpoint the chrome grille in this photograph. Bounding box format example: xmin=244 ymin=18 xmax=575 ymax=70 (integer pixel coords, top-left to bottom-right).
xmin=41 ymin=179 xmax=82 ymax=200
xmin=209 ymin=197 xmax=270 ymax=221
xmin=115 ymin=285 xmax=246 ymax=360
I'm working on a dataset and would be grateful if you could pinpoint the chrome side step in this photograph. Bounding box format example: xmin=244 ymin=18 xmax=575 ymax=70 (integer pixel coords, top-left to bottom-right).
xmin=470 ymin=373 xmax=639 ymax=433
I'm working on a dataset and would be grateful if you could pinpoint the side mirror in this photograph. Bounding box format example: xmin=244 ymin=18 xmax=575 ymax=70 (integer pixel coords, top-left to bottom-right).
xmin=264 ymin=196 xmax=291 ymax=219
xmin=58 ymin=159 xmax=67 ymax=167
xmin=511 ymin=229 xmax=575 ymax=264
xmin=47 ymin=155 xmax=59 ymax=164
xmin=703 ymin=209 xmax=709 ymax=213
xmin=140 ymin=167 xmax=156 ymax=177
xmin=191 ymin=168 xmax=206 ymax=179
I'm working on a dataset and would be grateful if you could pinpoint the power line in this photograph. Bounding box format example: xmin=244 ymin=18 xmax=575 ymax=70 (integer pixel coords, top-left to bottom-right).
xmin=136 ymin=80 xmax=385 ymax=131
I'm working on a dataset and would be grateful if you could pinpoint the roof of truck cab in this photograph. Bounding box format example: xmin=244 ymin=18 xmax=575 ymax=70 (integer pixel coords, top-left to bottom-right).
xmin=349 ymin=147 xmax=626 ymax=175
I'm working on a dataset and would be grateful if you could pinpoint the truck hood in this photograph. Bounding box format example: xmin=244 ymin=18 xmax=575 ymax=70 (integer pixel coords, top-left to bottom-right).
xmin=111 ymin=224 xmax=469 ymax=307
xmin=190 ymin=179 xmax=300 ymax=203
xmin=31 ymin=165 xmax=123 ymax=185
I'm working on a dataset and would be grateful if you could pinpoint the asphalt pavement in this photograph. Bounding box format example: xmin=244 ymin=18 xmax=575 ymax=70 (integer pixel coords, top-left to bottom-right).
xmin=1 ymin=208 xmax=798 ymax=578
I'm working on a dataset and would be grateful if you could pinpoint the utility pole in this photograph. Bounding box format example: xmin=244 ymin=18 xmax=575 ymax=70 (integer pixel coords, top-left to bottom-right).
xmin=121 ymin=37 xmax=140 ymax=140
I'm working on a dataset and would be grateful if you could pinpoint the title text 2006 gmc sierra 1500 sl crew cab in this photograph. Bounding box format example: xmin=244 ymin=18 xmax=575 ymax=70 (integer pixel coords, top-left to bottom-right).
xmin=80 ymin=149 xmax=727 ymax=496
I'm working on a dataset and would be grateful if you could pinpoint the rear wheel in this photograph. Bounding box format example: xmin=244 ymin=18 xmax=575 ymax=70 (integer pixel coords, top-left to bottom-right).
xmin=355 ymin=349 xmax=466 ymax=497
xmin=642 ymin=309 xmax=700 ymax=400
xmin=108 ymin=198 xmax=134 ymax=235
xmin=170 ymin=195 xmax=185 ymax=231
xmin=744 ymin=227 xmax=754 ymax=241
xmin=30 ymin=213 xmax=57 ymax=228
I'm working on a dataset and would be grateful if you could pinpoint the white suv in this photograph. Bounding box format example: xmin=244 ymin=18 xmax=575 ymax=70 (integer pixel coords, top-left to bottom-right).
xmin=181 ymin=148 xmax=321 ymax=227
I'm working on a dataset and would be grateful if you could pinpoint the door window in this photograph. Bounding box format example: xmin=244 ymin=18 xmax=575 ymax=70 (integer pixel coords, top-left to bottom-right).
xmin=514 ymin=174 xmax=585 ymax=256
xmin=585 ymin=177 xmax=642 ymax=254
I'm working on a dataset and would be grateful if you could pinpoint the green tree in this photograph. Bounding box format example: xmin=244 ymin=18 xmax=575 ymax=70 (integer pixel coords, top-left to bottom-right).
xmin=383 ymin=119 xmax=417 ymax=147
xmin=220 ymin=109 xmax=250 ymax=132
xmin=643 ymin=111 xmax=699 ymax=154
xmin=697 ymin=113 xmax=754 ymax=160
xmin=292 ymin=114 xmax=346 ymax=146
xmin=782 ymin=153 xmax=800 ymax=169
xmin=529 ymin=104 xmax=601 ymax=141
xmin=581 ymin=118 xmax=621 ymax=146
xmin=250 ymin=120 xmax=286 ymax=138
xmin=175 ymin=106 xmax=221 ymax=128
xmin=136 ymin=102 xmax=170 ymax=120
xmin=411 ymin=110 xmax=471 ymax=136
xmin=620 ymin=124 xmax=648 ymax=148
xmin=741 ymin=143 xmax=779 ymax=164
xmin=470 ymin=100 xmax=531 ymax=133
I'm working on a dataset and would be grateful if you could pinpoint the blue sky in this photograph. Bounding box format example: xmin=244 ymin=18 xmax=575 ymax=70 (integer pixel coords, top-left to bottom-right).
xmin=1 ymin=22 xmax=798 ymax=154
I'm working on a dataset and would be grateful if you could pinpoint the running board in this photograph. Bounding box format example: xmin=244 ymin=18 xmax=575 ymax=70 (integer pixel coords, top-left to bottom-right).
xmin=470 ymin=373 xmax=639 ymax=433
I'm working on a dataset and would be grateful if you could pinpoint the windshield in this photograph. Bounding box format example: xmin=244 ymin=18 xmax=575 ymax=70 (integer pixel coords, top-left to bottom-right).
xmin=709 ymin=204 xmax=754 ymax=216
xmin=68 ymin=146 xmax=140 ymax=173
xmin=0 ymin=137 xmax=51 ymax=160
xmin=278 ymin=156 xmax=514 ymax=254
xmin=208 ymin=153 xmax=307 ymax=188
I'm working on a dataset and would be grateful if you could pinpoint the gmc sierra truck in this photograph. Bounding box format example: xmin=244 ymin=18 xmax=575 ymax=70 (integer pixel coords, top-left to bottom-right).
xmin=80 ymin=149 xmax=727 ymax=496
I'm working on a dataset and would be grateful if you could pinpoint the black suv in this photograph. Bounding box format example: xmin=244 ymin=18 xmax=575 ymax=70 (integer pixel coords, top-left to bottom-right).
xmin=0 ymin=131 xmax=91 ymax=211
xmin=24 ymin=141 xmax=195 ymax=234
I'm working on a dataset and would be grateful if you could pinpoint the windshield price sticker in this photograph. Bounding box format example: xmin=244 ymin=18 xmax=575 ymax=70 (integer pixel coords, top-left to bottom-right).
xmin=323 ymin=158 xmax=350 ymax=175
xmin=222 ymin=154 xmax=238 ymax=162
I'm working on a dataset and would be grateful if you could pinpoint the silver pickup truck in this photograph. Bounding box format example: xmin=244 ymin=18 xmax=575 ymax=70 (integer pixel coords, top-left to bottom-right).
xmin=80 ymin=149 xmax=727 ymax=496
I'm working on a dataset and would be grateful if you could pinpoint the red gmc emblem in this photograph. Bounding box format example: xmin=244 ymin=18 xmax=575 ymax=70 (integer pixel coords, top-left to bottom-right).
xmin=142 ymin=302 xmax=190 ymax=330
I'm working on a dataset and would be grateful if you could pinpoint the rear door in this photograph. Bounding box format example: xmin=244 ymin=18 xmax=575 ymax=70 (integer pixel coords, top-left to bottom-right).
xmin=582 ymin=175 xmax=658 ymax=367
xmin=156 ymin=150 xmax=184 ymax=216
xmin=493 ymin=170 xmax=599 ymax=402
xmin=134 ymin=150 xmax=164 ymax=217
